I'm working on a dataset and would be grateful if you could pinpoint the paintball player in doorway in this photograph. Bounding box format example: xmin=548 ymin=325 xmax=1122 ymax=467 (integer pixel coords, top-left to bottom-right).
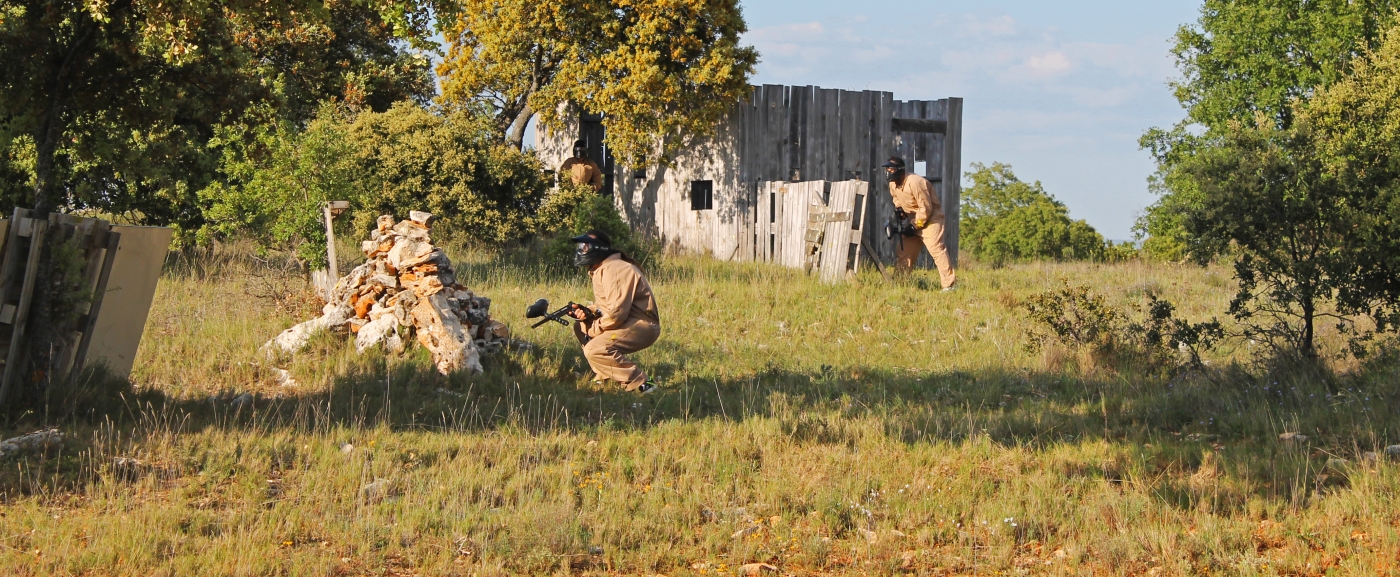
xmin=568 ymin=231 xmax=661 ymax=393
xmin=561 ymin=139 xmax=604 ymax=192
xmin=883 ymin=156 xmax=957 ymax=290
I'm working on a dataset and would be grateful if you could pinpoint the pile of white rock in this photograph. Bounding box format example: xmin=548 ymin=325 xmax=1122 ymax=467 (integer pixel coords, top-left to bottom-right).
xmin=262 ymin=212 xmax=507 ymax=374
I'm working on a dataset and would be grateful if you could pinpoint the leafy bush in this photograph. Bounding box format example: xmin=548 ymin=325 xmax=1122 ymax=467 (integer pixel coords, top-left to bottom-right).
xmin=538 ymin=183 xmax=654 ymax=271
xmin=961 ymin=163 xmax=1115 ymax=265
xmin=199 ymin=105 xmax=356 ymax=267
xmin=1022 ymin=279 xmax=1223 ymax=371
xmin=1021 ymin=281 xmax=1124 ymax=353
xmin=344 ymin=103 xmax=548 ymax=245
xmin=199 ymin=102 xmax=548 ymax=266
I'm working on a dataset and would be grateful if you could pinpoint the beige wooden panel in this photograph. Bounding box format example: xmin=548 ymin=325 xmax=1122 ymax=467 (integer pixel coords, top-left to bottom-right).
xmin=780 ymin=181 xmax=818 ymax=269
xmin=817 ymin=180 xmax=861 ymax=282
xmin=86 ymin=226 xmax=173 ymax=378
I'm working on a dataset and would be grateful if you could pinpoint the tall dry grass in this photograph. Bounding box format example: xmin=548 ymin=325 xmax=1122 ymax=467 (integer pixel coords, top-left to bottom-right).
xmin=0 ymin=244 xmax=1397 ymax=575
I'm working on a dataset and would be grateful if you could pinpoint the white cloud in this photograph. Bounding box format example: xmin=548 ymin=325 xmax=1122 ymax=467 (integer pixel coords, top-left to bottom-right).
xmin=1024 ymin=51 xmax=1073 ymax=77
xmin=746 ymin=21 xmax=827 ymax=43
xmin=959 ymin=14 xmax=1019 ymax=38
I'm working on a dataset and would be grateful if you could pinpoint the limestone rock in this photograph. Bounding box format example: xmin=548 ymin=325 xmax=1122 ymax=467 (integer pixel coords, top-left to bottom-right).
xmin=356 ymin=314 xmax=401 ymax=354
xmin=387 ymin=237 xmax=434 ymax=270
xmin=411 ymin=292 xmax=482 ymax=374
xmin=0 ymin=429 xmax=62 ymax=459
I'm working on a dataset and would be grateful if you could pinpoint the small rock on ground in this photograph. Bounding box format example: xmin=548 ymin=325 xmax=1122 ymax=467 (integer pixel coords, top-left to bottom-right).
xmin=0 ymin=429 xmax=62 ymax=459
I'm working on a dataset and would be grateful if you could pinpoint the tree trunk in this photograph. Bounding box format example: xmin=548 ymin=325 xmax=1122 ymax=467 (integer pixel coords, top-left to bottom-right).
xmin=1301 ymin=297 xmax=1315 ymax=358
xmin=22 ymin=10 xmax=110 ymax=403
xmin=505 ymin=104 xmax=534 ymax=151
xmin=32 ymin=101 xmax=64 ymax=215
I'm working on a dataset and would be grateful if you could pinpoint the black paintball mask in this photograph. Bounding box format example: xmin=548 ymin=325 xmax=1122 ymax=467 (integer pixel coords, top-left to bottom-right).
xmin=572 ymin=139 xmax=587 ymax=159
xmin=882 ymin=157 xmax=907 ymax=182
xmin=571 ymin=231 xmax=617 ymax=268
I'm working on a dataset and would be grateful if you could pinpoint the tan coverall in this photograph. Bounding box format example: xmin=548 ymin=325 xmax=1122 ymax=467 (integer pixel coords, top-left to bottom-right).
xmin=561 ymin=157 xmax=604 ymax=192
xmin=572 ymin=253 xmax=661 ymax=390
xmin=889 ymin=173 xmax=957 ymax=288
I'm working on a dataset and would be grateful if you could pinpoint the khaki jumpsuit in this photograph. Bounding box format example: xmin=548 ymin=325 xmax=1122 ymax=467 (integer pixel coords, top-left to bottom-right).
xmin=889 ymin=173 xmax=957 ymax=288
xmin=561 ymin=157 xmax=604 ymax=192
xmin=572 ymin=253 xmax=661 ymax=390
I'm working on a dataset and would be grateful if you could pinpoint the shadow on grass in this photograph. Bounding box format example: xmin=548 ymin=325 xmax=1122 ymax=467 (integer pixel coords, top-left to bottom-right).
xmin=6 ymin=322 xmax=1400 ymax=517
xmin=31 ymin=333 xmax=1399 ymax=452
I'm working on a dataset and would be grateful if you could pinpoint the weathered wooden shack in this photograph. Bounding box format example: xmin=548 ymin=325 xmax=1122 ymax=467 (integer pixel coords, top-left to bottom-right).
xmin=535 ymin=84 xmax=963 ymax=278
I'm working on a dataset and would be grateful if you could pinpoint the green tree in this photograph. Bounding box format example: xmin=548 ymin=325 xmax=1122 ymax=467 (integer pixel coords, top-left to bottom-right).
xmin=201 ymin=103 xmax=551 ymax=259
xmin=344 ymin=103 xmax=549 ymax=245
xmin=1299 ymin=24 xmax=1400 ymax=347
xmin=1138 ymin=0 xmax=1399 ymax=260
xmin=0 ymin=0 xmax=433 ymax=224
xmin=435 ymin=0 xmax=758 ymax=162
xmin=960 ymin=163 xmax=1107 ymax=265
xmin=199 ymin=105 xmax=358 ymax=268
xmin=1170 ymin=116 xmax=1348 ymax=357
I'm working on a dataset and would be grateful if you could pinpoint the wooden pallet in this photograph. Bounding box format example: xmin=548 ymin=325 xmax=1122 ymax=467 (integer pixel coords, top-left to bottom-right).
xmin=0 ymin=211 xmax=119 ymax=406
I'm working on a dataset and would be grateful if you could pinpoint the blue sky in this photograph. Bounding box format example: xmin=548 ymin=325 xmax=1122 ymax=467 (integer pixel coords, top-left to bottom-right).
xmin=740 ymin=1 xmax=1204 ymax=240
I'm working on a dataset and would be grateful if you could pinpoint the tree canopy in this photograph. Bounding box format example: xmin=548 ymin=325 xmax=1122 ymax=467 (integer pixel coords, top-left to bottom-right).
xmin=1138 ymin=0 xmax=1399 ymax=260
xmin=0 ymin=0 xmax=433 ymax=228
xmin=960 ymin=163 xmax=1107 ymax=266
xmin=435 ymin=0 xmax=758 ymax=163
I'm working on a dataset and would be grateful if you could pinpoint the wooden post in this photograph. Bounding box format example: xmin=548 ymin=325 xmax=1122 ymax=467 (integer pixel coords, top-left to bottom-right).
xmin=323 ymin=203 xmax=338 ymax=301
xmin=942 ymin=98 xmax=963 ymax=267
xmin=322 ymin=201 xmax=350 ymax=300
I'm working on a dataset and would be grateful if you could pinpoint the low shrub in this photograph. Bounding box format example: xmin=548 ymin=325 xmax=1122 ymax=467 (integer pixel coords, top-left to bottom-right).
xmin=1022 ymin=279 xmax=1223 ymax=371
xmin=537 ymin=183 xmax=656 ymax=272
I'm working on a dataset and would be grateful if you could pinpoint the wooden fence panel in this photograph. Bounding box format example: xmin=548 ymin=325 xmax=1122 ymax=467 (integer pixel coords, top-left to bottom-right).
xmin=817 ymin=181 xmax=856 ymax=282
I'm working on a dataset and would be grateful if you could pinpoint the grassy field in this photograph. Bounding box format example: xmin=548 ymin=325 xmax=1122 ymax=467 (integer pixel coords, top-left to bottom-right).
xmin=2 ymin=245 xmax=1399 ymax=576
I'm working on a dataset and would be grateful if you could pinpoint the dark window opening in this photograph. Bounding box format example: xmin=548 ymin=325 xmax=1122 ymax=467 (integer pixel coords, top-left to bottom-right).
xmin=852 ymin=194 xmax=864 ymax=230
xmin=846 ymin=243 xmax=859 ymax=271
xmin=632 ymin=168 xmax=646 ymax=180
xmin=691 ymin=180 xmax=714 ymax=211
xmin=822 ymin=181 xmax=832 ymax=205
xmin=769 ymin=191 xmax=776 ymax=223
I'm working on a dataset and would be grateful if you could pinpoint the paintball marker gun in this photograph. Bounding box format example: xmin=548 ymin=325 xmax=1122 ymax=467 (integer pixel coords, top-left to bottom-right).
xmin=885 ymin=207 xmax=917 ymax=242
xmin=525 ymin=298 xmax=598 ymax=329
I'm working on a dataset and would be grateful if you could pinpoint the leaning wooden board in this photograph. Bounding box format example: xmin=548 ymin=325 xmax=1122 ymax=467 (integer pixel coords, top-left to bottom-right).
xmin=82 ymin=225 xmax=173 ymax=378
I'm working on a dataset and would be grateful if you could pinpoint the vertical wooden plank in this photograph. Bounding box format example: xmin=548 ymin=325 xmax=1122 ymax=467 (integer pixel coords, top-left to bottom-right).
xmin=765 ymin=84 xmax=786 ymax=183
xmin=822 ymin=89 xmax=841 ymax=182
xmin=787 ymin=85 xmax=804 ymax=182
xmin=771 ymin=181 xmax=780 ymax=263
xmin=868 ymin=92 xmax=895 ymax=265
xmin=71 ymin=231 xmax=121 ymax=374
xmin=322 ymin=203 xmax=338 ymax=301
xmin=818 ymin=180 xmax=855 ymax=282
xmin=943 ymin=97 xmax=964 ymax=267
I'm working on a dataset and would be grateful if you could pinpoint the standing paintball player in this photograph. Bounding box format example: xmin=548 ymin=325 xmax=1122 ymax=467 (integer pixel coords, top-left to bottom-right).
xmin=883 ymin=156 xmax=957 ymax=290
xmin=560 ymin=139 xmax=604 ymax=192
xmin=568 ymin=231 xmax=661 ymax=393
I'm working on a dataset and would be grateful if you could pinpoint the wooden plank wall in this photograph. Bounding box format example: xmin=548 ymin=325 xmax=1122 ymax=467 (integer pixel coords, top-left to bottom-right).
xmin=551 ymin=85 xmax=963 ymax=272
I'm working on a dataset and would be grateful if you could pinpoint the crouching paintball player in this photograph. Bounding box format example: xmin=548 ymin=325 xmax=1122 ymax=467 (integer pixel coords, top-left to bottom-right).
xmin=568 ymin=231 xmax=661 ymax=393
xmin=883 ymin=156 xmax=957 ymax=290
